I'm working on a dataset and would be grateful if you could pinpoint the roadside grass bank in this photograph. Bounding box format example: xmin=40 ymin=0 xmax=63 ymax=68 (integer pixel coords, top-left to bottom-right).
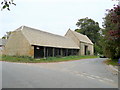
xmin=1 ymin=55 xmax=98 ymax=63
xmin=104 ymin=59 xmax=118 ymax=66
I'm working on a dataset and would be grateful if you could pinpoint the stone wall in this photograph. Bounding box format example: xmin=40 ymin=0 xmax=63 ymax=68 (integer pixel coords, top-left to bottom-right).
xmin=65 ymin=30 xmax=80 ymax=46
xmin=3 ymin=30 xmax=33 ymax=57
xmin=80 ymin=42 xmax=94 ymax=55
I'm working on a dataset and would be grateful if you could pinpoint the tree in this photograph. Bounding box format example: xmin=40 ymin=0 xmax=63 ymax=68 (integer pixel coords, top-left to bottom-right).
xmin=2 ymin=31 xmax=11 ymax=39
xmin=1 ymin=0 xmax=16 ymax=11
xmin=75 ymin=17 xmax=102 ymax=55
xmin=102 ymin=4 xmax=120 ymax=59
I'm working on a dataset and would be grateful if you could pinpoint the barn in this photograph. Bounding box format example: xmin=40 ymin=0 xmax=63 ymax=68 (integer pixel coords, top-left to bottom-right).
xmin=3 ymin=26 xmax=94 ymax=58
xmin=65 ymin=29 xmax=94 ymax=55
xmin=0 ymin=39 xmax=7 ymax=52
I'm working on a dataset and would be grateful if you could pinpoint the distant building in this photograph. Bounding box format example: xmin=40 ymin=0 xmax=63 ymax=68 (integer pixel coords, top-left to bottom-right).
xmin=3 ymin=26 xmax=94 ymax=58
xmin=0 ymin=39 xmax=7 ymax=52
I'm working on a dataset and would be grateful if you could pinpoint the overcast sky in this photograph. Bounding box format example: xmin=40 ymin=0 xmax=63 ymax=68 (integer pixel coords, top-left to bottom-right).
xmin=0 ymin=0 xmax=118 ymax=38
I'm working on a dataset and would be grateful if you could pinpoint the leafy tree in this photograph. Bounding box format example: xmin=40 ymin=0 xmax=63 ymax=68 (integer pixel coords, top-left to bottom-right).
xmin=1 ymin=0 xmax=16 ymax=11
xmin=75 ymin=17 xmax=102 ymax=55
xmin=2 ymin=31 xmax=11 ymax=39
xmin=75 ymin=17 xmax=100 ymax=44
xmin=103 ymin=5 xmax=120 ymax=59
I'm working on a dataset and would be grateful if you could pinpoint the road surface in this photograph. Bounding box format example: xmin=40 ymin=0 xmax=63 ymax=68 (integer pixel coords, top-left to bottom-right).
xmin=1 ymin=58 xmax=118 ymax=88
xmin=0 ymin=61 xmax=2 ymax=90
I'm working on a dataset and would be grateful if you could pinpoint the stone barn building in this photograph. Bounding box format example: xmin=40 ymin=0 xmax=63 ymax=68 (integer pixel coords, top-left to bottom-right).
xmin=3 ymin=26 xmax=94 ymax=58
xmin=65 ymin=29 xmax=94 ymax=55
xmin=0 ymin=39 xmax=7 ymax=52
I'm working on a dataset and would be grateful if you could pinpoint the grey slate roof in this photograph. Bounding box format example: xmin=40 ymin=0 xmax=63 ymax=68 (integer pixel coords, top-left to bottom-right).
xmin=15 ymin=26 xmax=80 ymax=49
xmin=0 ymin=39 xmax=7 ymax=46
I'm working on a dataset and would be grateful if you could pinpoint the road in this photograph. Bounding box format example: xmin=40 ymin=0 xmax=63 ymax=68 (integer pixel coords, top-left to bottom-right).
xmin=0 ymin=61 xmax=2 ymax=90
xmin=0 ymin=52 xmax=2 ymax=90
xmin=1 ymin=58 xmax=118 ymax=88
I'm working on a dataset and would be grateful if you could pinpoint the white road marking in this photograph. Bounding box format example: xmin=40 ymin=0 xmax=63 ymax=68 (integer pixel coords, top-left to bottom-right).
xmin=86 ymin=76 xmax=95 ymax=79
xmin=89 ymin=75 xmax=101 ymax=78
xmin=71 ymin=71 xmax=114 ymax=83
xmin=99 ymin=80 xmax=104 ymax=82
xmin=82 ymin=72 xmax=88 ymax=75
xmin=79 ymin=74 xmax=84 ymax=76
xmin=103 ymin=78 xmax=114 ymax=82
xmin=76 ymin=73 xmax=84 ymax=77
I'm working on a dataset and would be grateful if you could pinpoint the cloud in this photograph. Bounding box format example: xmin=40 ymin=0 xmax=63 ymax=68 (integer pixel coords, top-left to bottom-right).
xmin=16 ymin=0 xmax=110 ymax=3
xmin=1 ymin=0 xmax=118 ymax=38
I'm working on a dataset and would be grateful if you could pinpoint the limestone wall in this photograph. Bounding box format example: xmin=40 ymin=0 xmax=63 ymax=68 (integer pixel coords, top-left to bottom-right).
xmin=80 ymin=42 xmax=94 ymax=55
xmin=3 ymin=30 xmax=34 ymax=57
xmin=65 ymin=30 xmax=80 ymax=46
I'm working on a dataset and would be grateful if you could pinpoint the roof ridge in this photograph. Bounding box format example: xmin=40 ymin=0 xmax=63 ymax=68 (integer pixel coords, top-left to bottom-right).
xmin=68 ymin=29 xmax=81 ymax=43
xmin=69 ymin=29 xmax=87 ymax=38
xmin=22 ymin=26 xmax=67 ymax=39
xmin=72 ymin=30 xmax=86 ymax=36
xmin=69 ymin=29 xmax=93 ymax=44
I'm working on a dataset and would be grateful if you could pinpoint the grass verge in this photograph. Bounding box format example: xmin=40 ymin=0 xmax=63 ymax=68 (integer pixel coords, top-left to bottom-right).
xmin=104 ymin=59 xmax=118 ymax=66
xmin=1 ymin=55 xmax=98 ymax=63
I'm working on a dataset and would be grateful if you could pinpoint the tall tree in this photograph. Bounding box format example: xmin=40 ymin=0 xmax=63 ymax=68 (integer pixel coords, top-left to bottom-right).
xmin=2 ymin=31 xmax=11 ymax=39
xmin=1 ymin=0 xmax=16 ymax=11
xmin=102 ymin=4 xmax=120 ymax=59
xmin=75 ymin=17 xmax=101 ymax=55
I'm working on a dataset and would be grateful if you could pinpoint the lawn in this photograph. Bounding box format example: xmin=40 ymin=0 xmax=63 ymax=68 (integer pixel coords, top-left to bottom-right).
xmin=1 ymin=55 xmax=98 ymax=63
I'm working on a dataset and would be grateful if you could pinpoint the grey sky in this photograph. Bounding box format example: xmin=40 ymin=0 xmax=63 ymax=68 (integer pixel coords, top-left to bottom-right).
xmin=0 ymin=0 xmax=118 ymax=38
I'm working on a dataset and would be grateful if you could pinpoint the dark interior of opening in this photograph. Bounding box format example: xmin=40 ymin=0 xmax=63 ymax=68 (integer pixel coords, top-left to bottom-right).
xmin=54 ymin=48 xmax=61 ymax=57
xmin=34 ymin=46 xmax=44 ymax=58
xmin=85 ymin=45 xmax=88 ymax=55
xmin=46 ymin=47 xmax=53 ymax=57
xmin=62 ymin=49 xmax=67 ymax=56
xmin=34 ymin=45 xmax=79 ymax=58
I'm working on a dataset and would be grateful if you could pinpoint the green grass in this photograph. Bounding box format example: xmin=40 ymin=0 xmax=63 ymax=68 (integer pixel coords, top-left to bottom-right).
xmin=1 ymin=55 xmax=98 ymax=63
xmin=104 ymin=59 xmax=118 ymax=66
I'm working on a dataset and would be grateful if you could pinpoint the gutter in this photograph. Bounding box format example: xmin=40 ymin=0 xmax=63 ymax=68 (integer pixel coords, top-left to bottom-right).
xmin=109 ymin=65 xmax=120 ymax=73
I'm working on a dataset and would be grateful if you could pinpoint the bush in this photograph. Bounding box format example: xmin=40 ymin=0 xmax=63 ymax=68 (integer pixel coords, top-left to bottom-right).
xmin=87 ymin=50 xmax=90 ymax=55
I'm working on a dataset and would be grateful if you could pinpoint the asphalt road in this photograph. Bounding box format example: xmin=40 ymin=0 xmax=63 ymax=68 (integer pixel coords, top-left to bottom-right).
xmin=0 ymin=52 xmax=2 ymax=90
xmin=0 ymin=61 xmax=2 ymax=90
xmin=1 ymin=58 xmax=118 ymax=88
